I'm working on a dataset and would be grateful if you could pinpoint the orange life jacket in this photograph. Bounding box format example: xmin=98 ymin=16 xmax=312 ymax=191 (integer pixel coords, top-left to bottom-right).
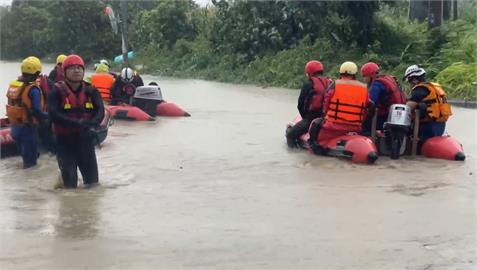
xmin=91 ymin=73 xmax=114 ymax=103
xmin=325 ymin=79 xmax=368 ymax=125
xmin=5 ymin=80 xmax=45 ymax=125
xmin=414 ymin=82 xmax=451 ymax=122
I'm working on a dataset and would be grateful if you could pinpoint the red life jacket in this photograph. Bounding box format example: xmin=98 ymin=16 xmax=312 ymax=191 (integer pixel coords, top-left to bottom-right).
xmin=308 ymin=76 xmax=331 ymax=112
xmin=38 ymin=74 xmax=50 ymax=96
xmin=123 ymin=83 xmax=136 ymax=96
xmin=54 ymin=64 xmax=65 ymax=82
xmin=52 ymin=81 xmax=94 ymax=135
xmin=374 ymin=75 xmax=407 ymax=116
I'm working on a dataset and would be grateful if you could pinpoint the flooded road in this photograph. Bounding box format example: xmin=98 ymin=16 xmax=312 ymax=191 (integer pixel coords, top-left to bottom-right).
xmin=0 ymin=61 xmax=476 ymax=269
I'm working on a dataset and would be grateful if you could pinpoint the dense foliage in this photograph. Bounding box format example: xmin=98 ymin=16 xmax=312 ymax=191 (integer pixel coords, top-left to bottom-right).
xmin=0 ymin=0 xmax=155 ymax=61
xmin=1 ymin=0 xmax=476 ymax=100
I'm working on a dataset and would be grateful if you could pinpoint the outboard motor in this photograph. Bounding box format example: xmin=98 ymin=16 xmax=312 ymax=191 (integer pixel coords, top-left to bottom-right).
xmin=132 ymin=85 xmax=163 ymax=117
xmin=382 ymin=104 xmax=412 ymax=159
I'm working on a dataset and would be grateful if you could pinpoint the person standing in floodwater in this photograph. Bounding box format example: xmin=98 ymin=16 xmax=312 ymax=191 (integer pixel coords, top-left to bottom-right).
xmin=48 ymin=54 xmax=104 ymax=188
xmin=6 ymin=56 xmax=49 ymax=168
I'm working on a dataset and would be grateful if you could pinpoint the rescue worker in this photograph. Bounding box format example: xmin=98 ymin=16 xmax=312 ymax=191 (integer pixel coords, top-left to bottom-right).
xmin=36 ymin=71 xmax=56 ymax=155
xmin=6 ymin=56 xmax=48 ymax=168
xmin=286 ymin=60 xmax=331 ymax=148
xmin=94 ymin=59 xmax=109 ymax=70
xmin=48 ymin=54 xmax=67 ymax=83
xmin=104 ymin=60 xmax=120 ymax=80
xmin=131 ymin=69 xmax=144 ymax=87
xmin=90 ymin=63 xmax=115 ymax=104
xmin=100 ymin=59 xmax=109 ymax=66
xmin=94 ymin=59 xmax=118 ymax=80
xmin=308 ymin=61 xmax=373 ymax=155
xmin=16 ymin=64 xmax=55 ymax=155
xmin=361 ymin=62 xmax=407 ymax=133
xmin=48 ymin=54 xmax=104 ymax=188
xmin=403 ymin=65 xmax=451 ymax=142
xmin=110 ymin=67 xmax=142 ymax=105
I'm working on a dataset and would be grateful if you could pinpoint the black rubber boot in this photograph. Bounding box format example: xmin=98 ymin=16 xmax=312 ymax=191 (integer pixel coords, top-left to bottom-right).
xmin=455 ymin=151 xmax=466 ymax=161
xmin=287 ymin=137 xmax=298 ymax=148
xmin=286 ymin=119 xmax=311 ymax=148
xmin=310 ymin=142 xmax=327 ymax=155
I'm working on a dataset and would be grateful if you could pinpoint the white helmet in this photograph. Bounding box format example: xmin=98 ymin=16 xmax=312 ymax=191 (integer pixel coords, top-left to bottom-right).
xmin=100 ymin=59 xmax=110 ymax=67
xmin=121 ymin=67 xmax=134 ymax=82
xmin=404 ymin=65 xmax=426 ymax=81
xmin=339 ymin=61 xmax=358 ymax=75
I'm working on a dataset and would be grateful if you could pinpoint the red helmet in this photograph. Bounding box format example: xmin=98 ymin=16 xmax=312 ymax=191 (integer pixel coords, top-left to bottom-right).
xmin=63 ymin=54 xmax=85 ymax=71
xmin=361 ymin=62 xmax=379 ymax=77
xmin=305 ymin=60 xmax=324 ymax=76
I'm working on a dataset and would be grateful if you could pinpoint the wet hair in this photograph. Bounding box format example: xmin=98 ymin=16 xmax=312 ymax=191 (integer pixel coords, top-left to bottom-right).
xmin=21 ymin=72 xmax=39 ymax=83
xmin=149 ymin=82 xmax=158 ymax=86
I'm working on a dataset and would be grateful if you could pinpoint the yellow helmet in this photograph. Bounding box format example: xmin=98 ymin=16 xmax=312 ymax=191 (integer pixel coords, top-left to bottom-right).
xmin=95 ymin=63 xmax=109 ymax=73
xmin=339 ymin=61 xmax=358 ymax=75
xmin=56 ymin=54 xmax=67 ymax=64
xmin=21 ymin=56 xmax=42 ymax=75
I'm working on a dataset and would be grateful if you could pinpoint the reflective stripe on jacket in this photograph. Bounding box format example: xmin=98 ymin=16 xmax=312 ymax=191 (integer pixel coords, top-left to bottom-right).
xmin=325 ymin=79 xmax=368 ymax=124
xmin=414 ymin=82 xmax=451 ymax=122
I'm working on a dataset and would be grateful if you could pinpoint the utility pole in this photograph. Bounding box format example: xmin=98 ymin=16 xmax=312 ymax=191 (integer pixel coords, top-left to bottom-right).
xmin=409 ymin=0 xmax=448 ymax=28
xmin=428 ymin=0 xmax=443 ymax=29
xmin=409 ymin=0 xmax=428 ymax=22
xmin=453 ymin=0 xmax=458 ymax=20
xmin=443 ymin=0 xmax=451 ymax=20
xmin=120 ymin=0 xmax=129 ymax=67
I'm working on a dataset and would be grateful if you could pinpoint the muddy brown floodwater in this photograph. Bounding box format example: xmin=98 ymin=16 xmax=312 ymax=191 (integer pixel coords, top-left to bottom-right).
xmin=0 ymin=61 xmax=476 ymax=269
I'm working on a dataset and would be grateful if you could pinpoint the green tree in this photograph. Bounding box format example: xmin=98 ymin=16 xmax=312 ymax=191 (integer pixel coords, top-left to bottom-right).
xmin=1 ymin=3 xmax=49 ymax=58
xmin=132 ymin=0 xmax=197 ymax=50
xmin=1 ymin=0 xmax=122 ymax=61
xmin=210 ymin=0 xmax=331 ymax=60
xmin=47 ymin=0 xmax=121 ymax=61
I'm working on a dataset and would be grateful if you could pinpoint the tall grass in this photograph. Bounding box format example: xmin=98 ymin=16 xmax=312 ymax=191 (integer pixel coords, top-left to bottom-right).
xmin=138 ymin=4 xmax=477 ymax=100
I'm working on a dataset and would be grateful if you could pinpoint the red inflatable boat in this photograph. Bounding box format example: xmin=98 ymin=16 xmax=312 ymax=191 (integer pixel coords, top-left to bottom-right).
xmin=375 ymin=132 xmax=465 ymax=161
xmin=107 ymin=104 xmax=154 ymax=121
xmin=287 ymin=115 xmax=378 ymax=164
xmin=375 ymin=104 xmax=465 ymax=161
xmin=1 ymin=108 xmax=113 ymax=158
xmin=421 ymin=136 xmax=466 ymax=161
xmin=108 ymin=102 xmax=190 ymax=121
xmin=157 ymin=101 xmax=190 ymax=117
xmin=0 ymin=119 xmax=15 ymax=157
xmin=142 ymin=85 xmax=190 ymax=117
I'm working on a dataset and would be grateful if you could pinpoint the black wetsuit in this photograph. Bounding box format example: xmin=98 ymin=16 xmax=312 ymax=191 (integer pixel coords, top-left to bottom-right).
xmin=286 ymin=79 xmax=326 ymax=147
xmin=48 ymin=82 xmax=104 ymax=188
xmin=110 ymin=77 xmax=144 ymax=105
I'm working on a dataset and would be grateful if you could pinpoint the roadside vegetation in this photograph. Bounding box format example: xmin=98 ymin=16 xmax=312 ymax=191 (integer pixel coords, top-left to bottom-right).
xmin=1 ymin=0 xmax=476 ymax=100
